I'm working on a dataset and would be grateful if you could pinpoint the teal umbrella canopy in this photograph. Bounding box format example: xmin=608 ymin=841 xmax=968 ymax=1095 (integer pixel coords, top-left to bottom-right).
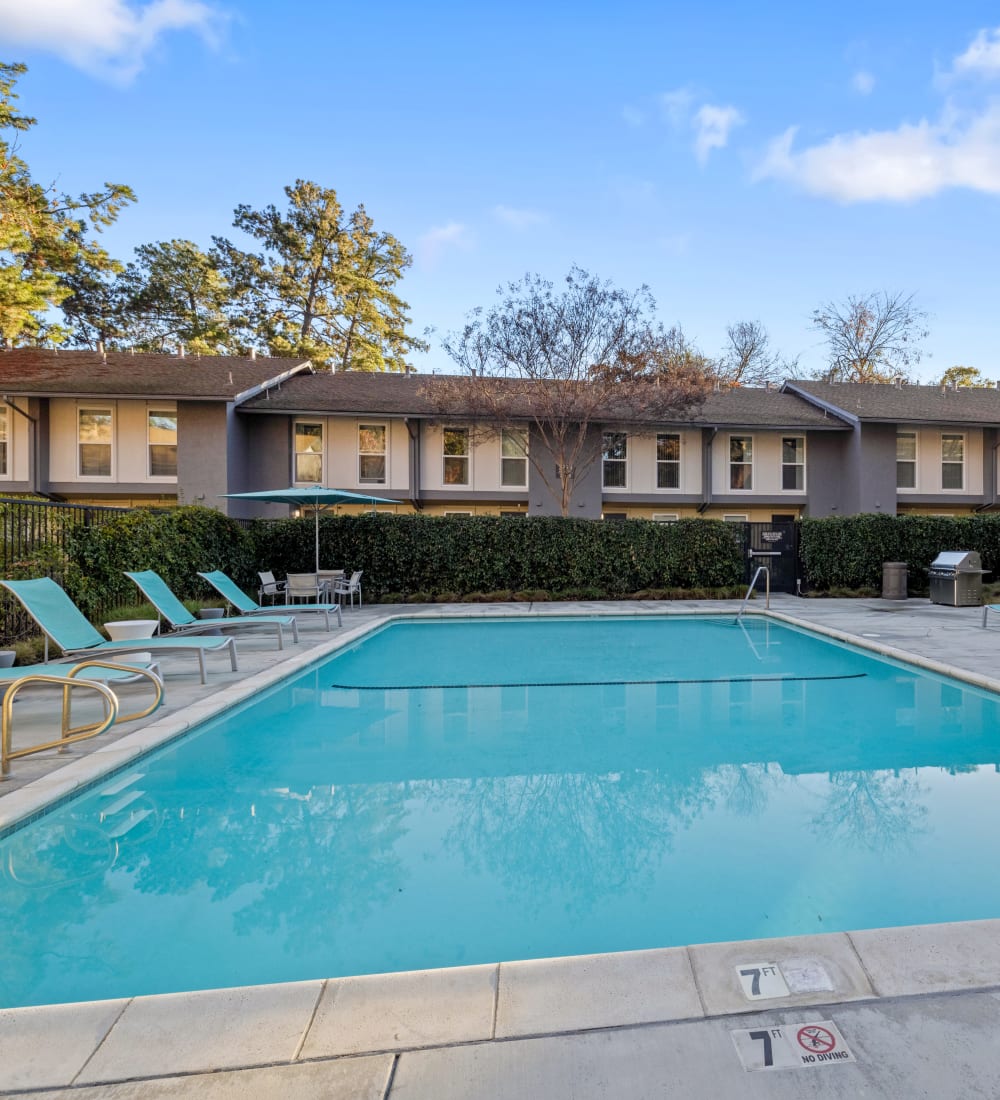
xmin=221 ymin=486 xmax=396 ymax=571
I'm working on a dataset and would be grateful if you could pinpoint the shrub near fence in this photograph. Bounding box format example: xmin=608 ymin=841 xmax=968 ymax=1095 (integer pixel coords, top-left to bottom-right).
xmin=799 ymin=513 xmax=1000 ymax=593
xmin=251 ymin=514 xmax=745 ymax=598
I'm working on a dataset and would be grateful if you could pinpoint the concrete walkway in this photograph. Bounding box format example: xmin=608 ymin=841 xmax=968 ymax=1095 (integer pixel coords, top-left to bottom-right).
xmin=2 ymin=596 xmax=1000 ymax=1098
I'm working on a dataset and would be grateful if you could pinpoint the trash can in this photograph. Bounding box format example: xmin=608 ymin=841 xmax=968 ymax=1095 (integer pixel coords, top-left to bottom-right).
xmin=882 ymin=562 xmax=908 ymax=601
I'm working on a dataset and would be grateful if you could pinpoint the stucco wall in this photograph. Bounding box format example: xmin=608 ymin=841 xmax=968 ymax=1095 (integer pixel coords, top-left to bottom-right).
xmin=177 ymin=402 xmax=229 ymax=510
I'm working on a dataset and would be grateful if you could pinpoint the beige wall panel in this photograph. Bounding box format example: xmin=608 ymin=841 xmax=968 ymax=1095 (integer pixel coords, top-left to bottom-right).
xmin=711 ymin=431 xmax=805 ymax=496
xmin=898 ymin=426 xmax=983 ymax=496
xmin=600 ymin=428 xmax=702 ymax=496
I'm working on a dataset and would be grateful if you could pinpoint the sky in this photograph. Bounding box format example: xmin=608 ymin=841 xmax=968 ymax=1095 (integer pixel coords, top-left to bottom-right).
xmin=2 ymin=1 xmax=1000 ymax=380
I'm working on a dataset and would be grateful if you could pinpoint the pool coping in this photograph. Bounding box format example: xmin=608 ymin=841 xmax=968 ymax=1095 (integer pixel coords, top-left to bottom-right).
xmin=4 ymin=601 xmax=1000 ymax=1094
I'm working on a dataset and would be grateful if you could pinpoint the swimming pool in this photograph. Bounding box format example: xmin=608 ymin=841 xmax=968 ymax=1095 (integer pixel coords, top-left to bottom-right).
xmin=3 ymin=614 xmax=1000 ymax=1008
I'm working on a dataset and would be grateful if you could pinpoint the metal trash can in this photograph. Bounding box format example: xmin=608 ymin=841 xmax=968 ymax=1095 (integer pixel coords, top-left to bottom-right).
xmin=882 ymin=562 xmax=908 ymax=600
xmin=928 ymin=551 xmax=988 ymax=607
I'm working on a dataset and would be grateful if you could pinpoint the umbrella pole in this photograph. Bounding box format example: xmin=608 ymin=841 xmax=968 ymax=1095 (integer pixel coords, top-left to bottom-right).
xmin=315 ymin=509 xmax=320 ymax=574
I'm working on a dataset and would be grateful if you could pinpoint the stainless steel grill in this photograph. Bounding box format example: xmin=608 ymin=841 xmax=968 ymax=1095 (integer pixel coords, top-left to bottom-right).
xmin=928 ymin=551 xmax=988 ymax=607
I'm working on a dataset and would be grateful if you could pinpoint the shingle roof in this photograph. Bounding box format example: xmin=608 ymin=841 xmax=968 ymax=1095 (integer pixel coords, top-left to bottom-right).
xmin=0 ymin=349 xmax=312 ymax=401
xmin=241 ymin=372 xmax=851 ymax=429
xmin=785 ymin=380 xmax=1000 ymax=425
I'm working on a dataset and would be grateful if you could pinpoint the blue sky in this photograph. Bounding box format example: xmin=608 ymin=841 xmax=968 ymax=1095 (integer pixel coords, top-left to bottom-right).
xmin=2 ymin=1 xmax=1000 ymax=379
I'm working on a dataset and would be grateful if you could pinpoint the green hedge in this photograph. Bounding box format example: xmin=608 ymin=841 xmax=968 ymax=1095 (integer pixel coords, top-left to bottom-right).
xmin=251 ymin=514 xmax=745 ymax=598
xmin=799 ymin=514 xmax=1000 ymax=592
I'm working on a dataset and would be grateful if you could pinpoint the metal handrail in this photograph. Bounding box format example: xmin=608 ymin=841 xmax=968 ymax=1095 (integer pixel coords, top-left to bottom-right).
xmin=736 ymin=566 xmax=770 ymax=621
xmin=1 ymin=661 xmax=163 ymax=777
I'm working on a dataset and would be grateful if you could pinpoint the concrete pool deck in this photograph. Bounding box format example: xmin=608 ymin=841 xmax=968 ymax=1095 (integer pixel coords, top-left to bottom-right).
xmin=3 ymin=596 xmax=1000 ymax=1098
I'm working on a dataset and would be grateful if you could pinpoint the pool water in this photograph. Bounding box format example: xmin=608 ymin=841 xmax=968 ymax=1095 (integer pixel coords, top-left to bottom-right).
xmin=3 ymin=615 xmax=1000 ymax=1008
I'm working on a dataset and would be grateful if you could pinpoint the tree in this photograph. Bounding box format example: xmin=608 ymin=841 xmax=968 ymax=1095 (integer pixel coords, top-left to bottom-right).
xmin=940 ymin=365 xmax=993 ymax=388
xmin=429 ymin=268 xmax=713 ymax=516
xmin=0 ymin=62 xmax=133 ymax=345
xmin=214 ymin=180 xmax=427 ymax=370
xmin=718 ymin=320 xmax=796 ymax=387
xmin=811 ymin=291 xmax=928 ymax=382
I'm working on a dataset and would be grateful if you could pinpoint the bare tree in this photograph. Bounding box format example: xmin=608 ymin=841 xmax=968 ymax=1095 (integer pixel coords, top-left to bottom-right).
xmin=426 ymin=269 xmax=713 ymax=515
xmin=719 ymin=320 xmax=796 ymax=387
xmin=812 ymin=291 xmax=928 ymax=382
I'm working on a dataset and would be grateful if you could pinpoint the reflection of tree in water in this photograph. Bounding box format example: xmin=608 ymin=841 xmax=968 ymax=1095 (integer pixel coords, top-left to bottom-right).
xmin=711 ymin=763 xmax=782 ymax=818
xmin=810 ymin=771 xmax=928 ymax=853
xmin=427 ymin=768 xmax=715 ymax=913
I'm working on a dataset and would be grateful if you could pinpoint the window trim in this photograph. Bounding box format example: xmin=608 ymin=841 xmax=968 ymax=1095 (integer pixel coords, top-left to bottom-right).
xmin=358 ymin=422 xmax=388 ymax=485
xmin=146 ymin=406 xmax=178 ymax=480
xmin=293 ymin=420 xmax=325 ymax=485
xmin=0 ymin=405 xmax=8 ymax=479
xmin=728 ymin=435 xmax=753 ymax=492
xmin=781 ymin=435 xmax=806 ymax=492
xmin=651 ymin=513 xmax=679 ymax=523
xmin=77 ymin=405 xmax=115 ymax=480
xmin=500 ymin=428 xmax=528 ymax=488
xmin=723 ymin=513 xmax=749 ymax=522
xmin=941 ymin=432 xmax=965 ymax=491
xmin=442 ymin=427 xmax=470 ymax=486
xmin=896 ymin=431 xmax=917 ymax=491
xmin=655 ymin=432 xmax=681 ymax=491
xmin=602 ymin=431 xmax=628 ymax=489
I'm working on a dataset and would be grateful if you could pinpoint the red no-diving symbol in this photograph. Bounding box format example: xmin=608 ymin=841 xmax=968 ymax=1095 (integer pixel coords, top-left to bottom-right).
xmin=797 ymin=1025 xmax=836 ymax=1054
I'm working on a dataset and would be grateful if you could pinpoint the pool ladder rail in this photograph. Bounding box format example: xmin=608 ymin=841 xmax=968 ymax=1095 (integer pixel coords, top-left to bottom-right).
xmin=736 ymin=566 xmax=770 ymax=622
xmin=1 ymin=661 xmax=164 ymax=778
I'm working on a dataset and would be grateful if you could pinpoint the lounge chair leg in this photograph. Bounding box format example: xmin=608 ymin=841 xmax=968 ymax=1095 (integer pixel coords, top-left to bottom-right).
xmin=228 ymin=639 xmax=239 ymax=671
xmin=291 ymin=620 xmax=299 ymax=643
xmin=277 ymin=624 xmax=284 ymax=650
xmin=197 ymin=650 xmax=207 ymax=684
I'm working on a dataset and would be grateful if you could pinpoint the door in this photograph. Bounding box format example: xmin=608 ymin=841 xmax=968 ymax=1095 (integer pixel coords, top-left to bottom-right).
xmin=744 ymin=521 xmax=798 ymax=593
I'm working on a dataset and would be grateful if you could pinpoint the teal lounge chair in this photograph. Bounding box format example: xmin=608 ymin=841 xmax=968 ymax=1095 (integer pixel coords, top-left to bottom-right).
xmin=198 ymin=570 xmax=342 ymax=631
xmin=0 ymin=578 xmax=239 ymax=684
xmin=125 ymin=570 xmax=298 ymax=649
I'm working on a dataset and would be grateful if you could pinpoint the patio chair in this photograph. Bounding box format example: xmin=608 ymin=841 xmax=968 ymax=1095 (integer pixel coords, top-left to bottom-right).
xmin=0 ymin=578 xmax=239 ymax=685
xmin=333 ymin=570 xmax=364 ymax=608
xmin=258 ymin=571 xmax=287 ymax=604
xmin=199 ymin=570 xmax=342 ymax=631
xmin=125 ymin=571 xmax=299 ymax=650
xmin=286 ymin=573 xmax=326 ymax=604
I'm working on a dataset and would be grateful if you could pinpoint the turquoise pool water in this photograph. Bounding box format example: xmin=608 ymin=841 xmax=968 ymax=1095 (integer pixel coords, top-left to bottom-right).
xmin=3 ymin=615 xmax=1000 ymax=1008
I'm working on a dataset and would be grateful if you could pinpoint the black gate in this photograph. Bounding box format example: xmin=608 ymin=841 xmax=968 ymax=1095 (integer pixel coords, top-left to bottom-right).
xmin=743 ymin=521 xmax=799 ymax=594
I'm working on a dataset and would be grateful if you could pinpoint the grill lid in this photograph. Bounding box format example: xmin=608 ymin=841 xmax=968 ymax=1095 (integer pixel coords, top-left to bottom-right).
xmin=929 ymin=550 xmax=984 ymax=572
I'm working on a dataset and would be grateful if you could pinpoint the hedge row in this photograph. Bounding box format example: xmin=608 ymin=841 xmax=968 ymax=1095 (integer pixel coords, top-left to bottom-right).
xmin=799 ymin=514 xmax=1000 ymax=592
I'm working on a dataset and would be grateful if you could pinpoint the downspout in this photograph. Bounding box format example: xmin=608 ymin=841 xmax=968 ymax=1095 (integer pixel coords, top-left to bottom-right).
xmin=404 ymin=417 xmax=423 ymax=511
xmin=697 ymin=427 xmax=717 ymax=514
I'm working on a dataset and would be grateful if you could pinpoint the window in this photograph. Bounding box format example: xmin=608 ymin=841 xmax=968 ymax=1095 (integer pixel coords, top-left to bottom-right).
xmin=896 ymin=432 xmax=916 ymax=489
xmin=781 ymin=436 xmax=805 ymax=491
xmin=0 ymin=406 xmax=6 ymax=476
xmin=147 ymin=410 xmax=177 ymax=477
xmin=602 ymin=432 xmax=627 ymax=488
xmin=443 ymin=428 xmax=469 ymax=485
xmin=729 ymin=436 xmax=753 ymax=490
xmin=78 ymin=407 xmax=112 ymax=477
xmin=656 ymin=433 xmax=680 ymax=489
xmin=358 ymin=424 xmax=387 ymax=484
xmin=443 ymin=511 xmax=472 ymax=517
xmin=651 ymin=513 xmax=679 ymax=523
xmin=723 ymin=514 xmax=749 ymax=522
xmin=500 ymin=428 xmax=528 ymax=487
xmin=942 ymin=434 xmax=964 ymax=490
xmin=294 ymin=422 xmax=323 ymax=483
xmin=602 ymin=512 xmax=627 ymax=522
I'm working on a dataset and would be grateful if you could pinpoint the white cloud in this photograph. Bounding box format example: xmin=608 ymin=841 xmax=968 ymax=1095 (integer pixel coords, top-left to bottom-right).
xmin=754 ymin=105 xmax=1000 ymax=201
xmin=660 ymin=86 xmax=696 ymax=128
xmin=492 ymin=205 xmax=547 ymax=230
xmin=418 ymin=221 xmax=471 ymax=266
xmin=693 ymin=103 xmax=744 ymax=163
xmin=0 ymin=0 xmax=224 ymax=82
xmin=954 ymin=27 xmax=1000 ymax=77
xmin=852 ymin=70 xmax=875 ymax=94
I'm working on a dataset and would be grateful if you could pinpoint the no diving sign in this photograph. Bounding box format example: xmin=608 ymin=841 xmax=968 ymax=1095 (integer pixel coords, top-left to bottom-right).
xmin=731 ymin=1019 xmax=855 ymax=1072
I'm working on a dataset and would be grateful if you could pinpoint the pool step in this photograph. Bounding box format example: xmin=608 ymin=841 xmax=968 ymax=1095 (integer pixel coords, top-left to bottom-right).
xmin=99 ymin=772 xmax=145 ymax=797
xmin=100 ymin=790 xmax=144 ymax=819
xmin=106 ymin=809 xmax=153 ymax=838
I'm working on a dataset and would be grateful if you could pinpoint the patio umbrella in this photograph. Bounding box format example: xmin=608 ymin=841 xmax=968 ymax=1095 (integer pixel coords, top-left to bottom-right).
xmin=220 ymin=486 xmax=396 ymax=572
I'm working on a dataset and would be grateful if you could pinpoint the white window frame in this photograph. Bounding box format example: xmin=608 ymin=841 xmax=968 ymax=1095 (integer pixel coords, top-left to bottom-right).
xmin=602 ymin=431 xmax=628 ymax=489
xmin=294 ymin=420 xmax=324 ymax=484
xmin=500 ymin=428 xmax=528 ymax=487
xmin=443 ymin=427 xmax=470 ymax=486
xmin=723 ymin=514 xmax=749 ymax=522
xmin=941 ymin=432 xmax=965 ymax=491
xmin=147 ymin=406 xmax=177 ymax=480
xmin=443 ymin=510 xmax=473 ymax=517
xmin=656 ymin=433 xmax=681 ymax=490
xmin=0 ymin=405 xmax=7 ymax=478
xmin=896 ymin=432 xmax=917 ymax=491
xmin=729 ymin=435 xmax=753 ymax=491
xmin=651 ymin=513 xmax=679 ymax=523
xmin=77 ymin=405 xmax=115 ymax=479
xmin=358 ymin=422 xmax=388 ymax=485
xmin=781 ymin=436 xmax=805 ymax=492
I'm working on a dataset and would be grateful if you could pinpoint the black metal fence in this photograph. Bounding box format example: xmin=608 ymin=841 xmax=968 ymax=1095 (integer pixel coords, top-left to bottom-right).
xmin=0 ymin=497 xmax=133 ymax=645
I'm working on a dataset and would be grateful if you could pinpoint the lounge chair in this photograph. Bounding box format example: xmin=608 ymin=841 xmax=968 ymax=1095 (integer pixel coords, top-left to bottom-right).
xmin=0 ymin=578 xmax=239 ymax=684
xmin=198 ymin=570 xmax=342 ymax=631
xmin=125 ymin=570 xmax=299 ymax=649
xmin=1 ymin=659 xmax=164 ymax=776
xmin=333 ymin=570 xmax=364 ymax=608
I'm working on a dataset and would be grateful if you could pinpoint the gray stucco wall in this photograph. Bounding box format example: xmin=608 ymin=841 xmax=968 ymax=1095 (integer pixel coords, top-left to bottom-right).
xmin=176 ymin=402 xmax=230 ymax=512
xmin=841 ymin=423 xmax=898 ymax=515
xmin=223 ymin=411 xmax=291 ymax=518
xmin=527 ymin=425 xmax=602 ymax=518
xmin=804 ymin=432 xmax=850 ymax=516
